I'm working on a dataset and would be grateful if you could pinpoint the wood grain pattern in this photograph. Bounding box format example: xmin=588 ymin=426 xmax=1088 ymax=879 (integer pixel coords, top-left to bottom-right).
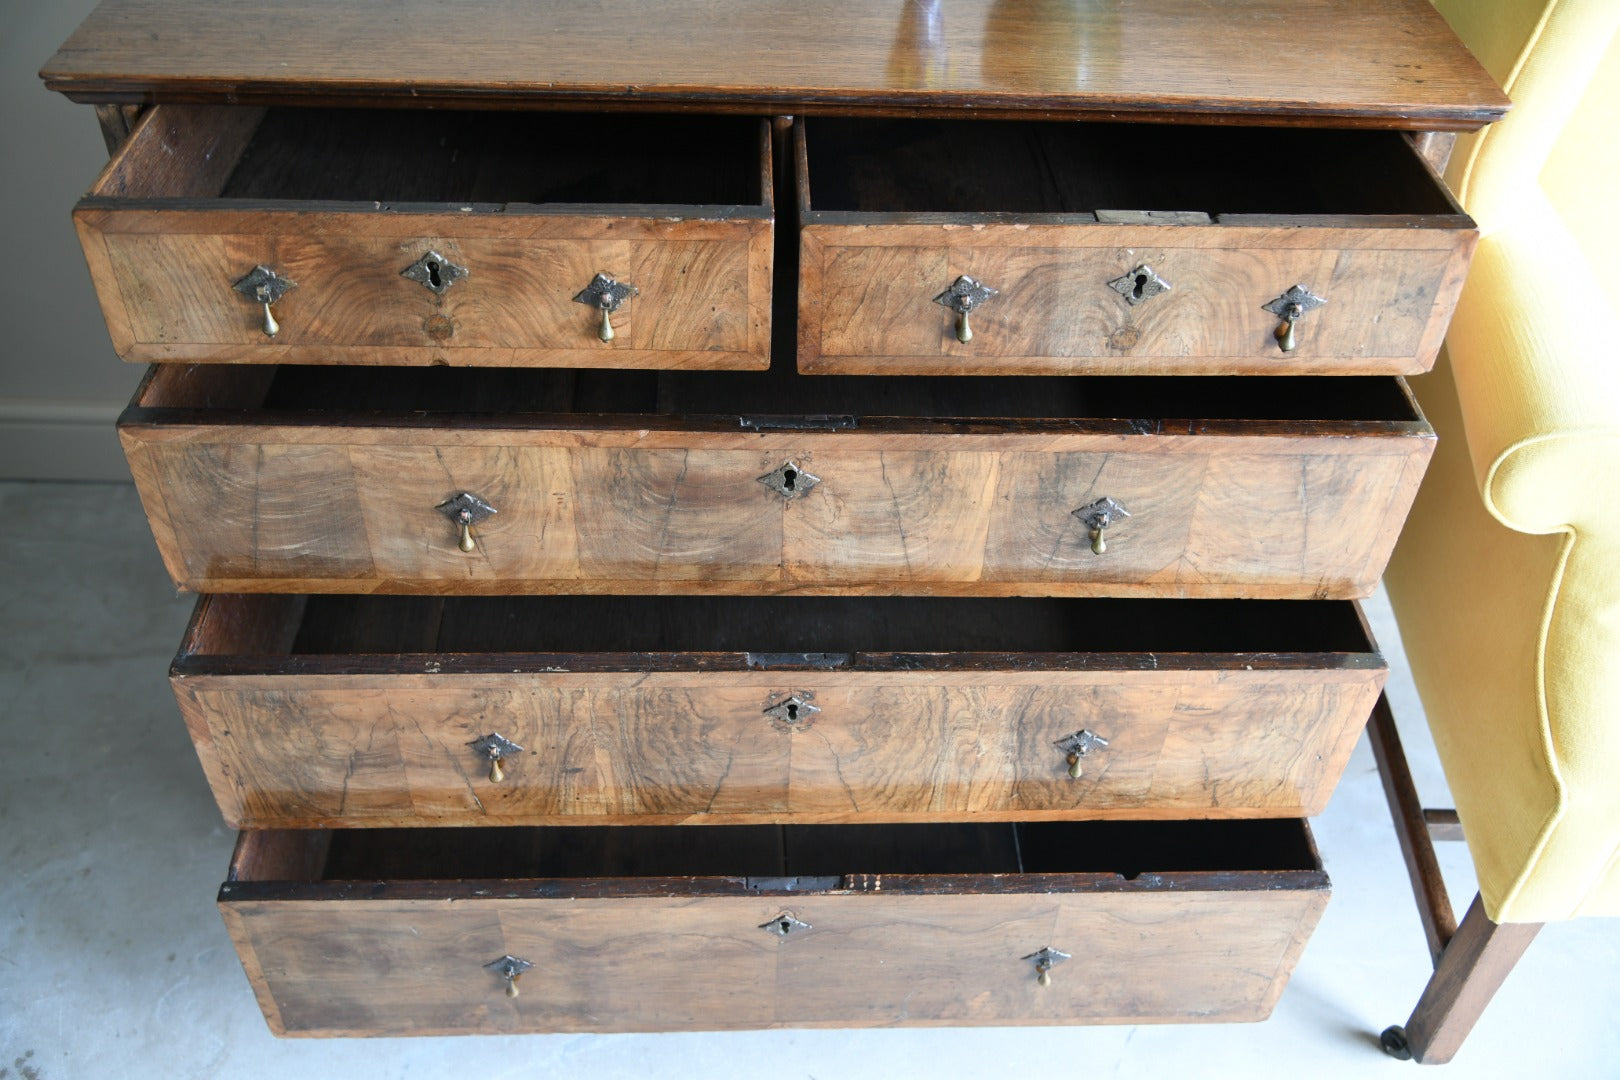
xmin=174 ymin=660 xmax=1382 ymax=829
xmin=800 ymin=222 xmax=1472 ymax=376
xmin=75 ymin=107 xmax=772 ymax=369
xmin=41 ymin=0 xmax=1508 ymax=129
xmin=217 ymin=822 xmax=1328 ymax=1036
xmin=117 ymin=367 xmax=1435 ymax=598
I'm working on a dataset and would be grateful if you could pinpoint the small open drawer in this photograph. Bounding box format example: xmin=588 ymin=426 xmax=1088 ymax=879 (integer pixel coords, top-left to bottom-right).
xmin=796 ymin=118 xmax=1474 ymax=376
xmin=75 ymin=106 xmax=773 ymax=368
xmin=119 ymin=364 xmax=1434 ymax=597
xmin=220 ymin=819 xmax=1329 ymax=1036
xmin=172 ymin=594 xmax=1383 ymax=828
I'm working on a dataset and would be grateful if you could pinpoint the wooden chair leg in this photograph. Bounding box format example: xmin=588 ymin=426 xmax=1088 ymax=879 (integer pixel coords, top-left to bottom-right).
xmin=1384 ymin=894 xmax=1542 ymax=1064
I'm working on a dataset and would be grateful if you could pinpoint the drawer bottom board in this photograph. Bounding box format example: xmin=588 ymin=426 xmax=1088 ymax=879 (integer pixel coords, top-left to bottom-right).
xmin=221 ymin=820 xmax=1328 ymax=1036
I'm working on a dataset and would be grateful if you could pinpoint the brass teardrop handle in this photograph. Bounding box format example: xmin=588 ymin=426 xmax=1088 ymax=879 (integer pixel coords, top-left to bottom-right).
xmin=933 ymin=275 xmax=998 ymax=344
xmin=469 ymin=733 xmax=524 ymax=783
xmin=486 ymin=955 xmax=533 ymax=998
xmin=1055 ymin=729 xmax=1110 ymax=779
xmin=1263 ymin=285 xmax=1326 ymax=353
xmin=1023 ymin=947 xmax=1070 ymax=987
xmin=1073 ymin=496 xmax=1131 ymax=555
xmin=573 ymin=272 xmax=638 ymax=342
xmin=436 ymin=492 xmax=497 ymax=553
xmin=232 ymin=265 xmax=296 ymax=338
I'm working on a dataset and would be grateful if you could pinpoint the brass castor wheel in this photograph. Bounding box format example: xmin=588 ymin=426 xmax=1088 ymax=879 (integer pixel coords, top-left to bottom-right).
xmin=1381 ymin=1025 xmax=1414 ymax=1060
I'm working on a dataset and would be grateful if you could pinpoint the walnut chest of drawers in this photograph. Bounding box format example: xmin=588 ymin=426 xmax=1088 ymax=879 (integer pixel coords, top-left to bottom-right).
xmin=44 ymin=0 xmax=1506 ymax=1038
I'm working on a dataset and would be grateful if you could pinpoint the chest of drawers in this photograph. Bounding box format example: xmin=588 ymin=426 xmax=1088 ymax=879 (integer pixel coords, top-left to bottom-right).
xmin=45 ymin=0 xmax=1506 ymax=1038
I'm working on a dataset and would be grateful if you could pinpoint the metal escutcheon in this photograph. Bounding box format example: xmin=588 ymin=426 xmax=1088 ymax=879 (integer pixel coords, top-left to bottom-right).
xmin=401 ymin=250 xmax=469 ymax=295
xmin=436 ymin=492 xmax=497 ymax=553
xmin=469 ymin=733 xmax=524 ymax=783
xmin=764 ymin=693 xmax=820 ymax=729
xmin=1055 ymin=729 xmax=1110 ymax=779
xmin=760 ymin=913 xmax=812 ymax=936
xmin=1263 ymin=284 xmax=1326 ymax=352
xmin=232 ymin=265 xmax=296 ymax=338
xmin=1023 ymin=947 xmax=1071 ymax=987
xmin=1073 ymin=496 xmax=1131 ymax=555
xmin=1106 ymin=264 xmax=1171 ymax=307
xmin=933 ymin=275 xmax=998 ymax=343
xmin=486 ymin=954 xmax=533 ymax=998
xmin=573 ymin=272 xmax=638 ymax=342
xmin=757 ymin=461 xmax=821 ymax=500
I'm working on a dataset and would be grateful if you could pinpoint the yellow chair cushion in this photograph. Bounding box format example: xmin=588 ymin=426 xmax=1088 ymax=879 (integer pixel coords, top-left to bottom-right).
xmin=1386 ymin=0 xmax=1620 ymax=923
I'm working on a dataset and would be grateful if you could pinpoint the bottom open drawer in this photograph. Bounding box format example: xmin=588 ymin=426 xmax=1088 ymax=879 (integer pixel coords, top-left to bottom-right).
xmin=221 ymin=820 xmax=1328 ymax=1036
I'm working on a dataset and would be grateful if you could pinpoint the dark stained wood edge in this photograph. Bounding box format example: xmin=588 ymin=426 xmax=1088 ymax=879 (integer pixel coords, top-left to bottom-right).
xmin=1424 ymin=809 xmax=1465 ymax=843
xmin=46 ymin=83 xmax=1509 ymax=131
xmin=1401 ymin=894 xmax=1543 ymax=1064
xmin=175 ymin=594 xmax=309 ymax=668
xmin=172 ymin=648 xmax=1385 ymax=679
xmin=802 ymin=210 xmax=1102 ymax=227
xmin=1369 ymin=691 xmax=1458 ymax=966
xmin=119 ymin=409 xmax=1437 ymax=441
xmin=793 ymin=116 xmax=811 ymax=216
xmin=758 ymin=118 xmax=777 ymax=213
xmin=219 ymin=868 xmax=1331 ymax=903
xmin=227 ymin=829 xmax=333 ymax=884
xmin=1212 ymin=213 xmax=1470 ymax=230
xmin=76 ymin=196 xmax=773 ymax=220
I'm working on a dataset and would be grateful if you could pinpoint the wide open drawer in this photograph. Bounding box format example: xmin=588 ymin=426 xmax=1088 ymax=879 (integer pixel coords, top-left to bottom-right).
xmin=797 ymin=118 xmax=1474 ymax=376
xmin=119 ymin=364 xmax=1434 ymax=598
xmin=75 ymin=106 xmax=772 ymax=368
xmin=220 ymin=819 xmax=1329 ymax=1036
xmin=173 ymin=594 xmax=1383 ymax=828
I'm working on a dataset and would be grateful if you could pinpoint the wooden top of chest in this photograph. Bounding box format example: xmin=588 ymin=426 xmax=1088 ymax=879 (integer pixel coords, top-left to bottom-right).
xmin=43 ymin=0 xmax=1506 ymax=129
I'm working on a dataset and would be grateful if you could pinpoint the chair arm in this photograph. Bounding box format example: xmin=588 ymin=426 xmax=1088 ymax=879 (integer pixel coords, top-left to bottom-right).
xmin=1446 ymin=196 xmax=1620 ymax=539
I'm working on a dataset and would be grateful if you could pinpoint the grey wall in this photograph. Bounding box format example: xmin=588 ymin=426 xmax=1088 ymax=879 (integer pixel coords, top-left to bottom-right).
xmin=2 ymin=0 xmax=140 ymax=481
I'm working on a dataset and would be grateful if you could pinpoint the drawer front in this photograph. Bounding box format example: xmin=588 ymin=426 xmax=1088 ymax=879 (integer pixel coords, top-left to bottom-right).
xmin=800 ymin=223 xmax=1471 ymax=376
xmin=81 ymin=211 xmax=771 ymax=368
xmin=75 ymin=106 xmax=772 ymax=369
xmin=219 ymin=824 xmax=1328 ymax=1036
xmin=177 ymin=666 xmax=1379 ymax=829
xmin=123 ymin=428 xmax=1431 ymax=598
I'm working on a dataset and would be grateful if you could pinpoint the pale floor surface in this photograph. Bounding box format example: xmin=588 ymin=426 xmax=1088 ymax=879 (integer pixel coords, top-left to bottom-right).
xmin=1 ymin=480 xmax=1617 ymax=1080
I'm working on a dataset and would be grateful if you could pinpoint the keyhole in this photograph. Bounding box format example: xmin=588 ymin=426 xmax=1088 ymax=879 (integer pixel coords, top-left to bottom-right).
xmin=781 ymin=468 xmax=797 ymax=491
xmin=427 ymin=260 xmax=443 ymax=290
xmin=786 ymin=702 xmax=799 ymax=721
xmin=778 ymin=918 xmax=793 ymax=933
xmin=1132 ymin=273 xmax=1148 ymax=300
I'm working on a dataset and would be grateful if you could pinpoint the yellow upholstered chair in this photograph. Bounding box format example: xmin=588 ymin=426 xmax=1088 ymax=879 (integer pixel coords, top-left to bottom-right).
xmin=1376 ymin=0 xmax=1620 ymax=1063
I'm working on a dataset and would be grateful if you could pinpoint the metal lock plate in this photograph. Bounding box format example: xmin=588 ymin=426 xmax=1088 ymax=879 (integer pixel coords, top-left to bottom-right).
xmin=1055 ymin=729 xmax=1109 ymax=758
xmin=1263 ymin=284 xmax=1327 ymax=321
xmin=573 ymin=272 xmax=638 ymax=312
xmin=757 ymin=461 xmax=821 ymax=500
xmin=1106 ymin=264 xmax=1171 ymax=306
xmin=932 ymin=274 xmax=997 ymax=315
xmin=401 ymin=250 xmax=469 ymax=295
xmin=1073 ymin=496 xmax=1130 ymax=533
xmin=1023 ymin=946 xmax=1071 ymax=985
xmin=232 ymin=264 xmax=296 ymax=305
xmin=763 ymin=693 xmax=819 ymax=729
xmin=760 ymin=913 xmax=812 ymax=936
xmin=436 ymin=492 xmax=497 ymax=528
xmin=486 ymin=955 xmax=533 ymax=980
xmin=469 ymin=733 xmax=523 ymax=762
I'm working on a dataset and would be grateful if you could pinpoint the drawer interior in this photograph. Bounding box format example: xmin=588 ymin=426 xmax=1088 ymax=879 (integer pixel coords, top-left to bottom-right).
xmin=802 ymin=117 xmax=1462 ymax=218
xmin=94 ymin=106 xmax=768 ymax=208
xmin=178 ymin=594 xmax=1377 ymax=668
xmin=133 ymin=362 xmax=1423 ymax=424
xmin=233 ymin=819 xmax=1323 ymax=884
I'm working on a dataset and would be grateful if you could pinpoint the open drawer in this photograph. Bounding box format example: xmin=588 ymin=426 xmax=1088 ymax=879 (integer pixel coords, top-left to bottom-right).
xmin=75 ymin=106 xmax=773 ymax=368
xmin=220 ymin=819 xmax=1329 ymax=1035
xmin=173 ymin=594 xmax=1384 ymax=828
xmin=796 ymin=118 xmax=1475 ymax=376
xmin=118 ymin=364 xmax=1434 ymax=597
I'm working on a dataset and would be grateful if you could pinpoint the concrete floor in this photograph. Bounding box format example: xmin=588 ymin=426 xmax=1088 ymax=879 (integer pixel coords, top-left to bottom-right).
xmin=2 ymin=479 xmax=1616 ymax=1079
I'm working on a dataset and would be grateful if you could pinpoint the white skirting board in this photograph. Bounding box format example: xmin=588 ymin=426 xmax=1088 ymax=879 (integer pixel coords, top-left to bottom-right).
xmin=0 ymin=397 xmax=129 ymax=482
